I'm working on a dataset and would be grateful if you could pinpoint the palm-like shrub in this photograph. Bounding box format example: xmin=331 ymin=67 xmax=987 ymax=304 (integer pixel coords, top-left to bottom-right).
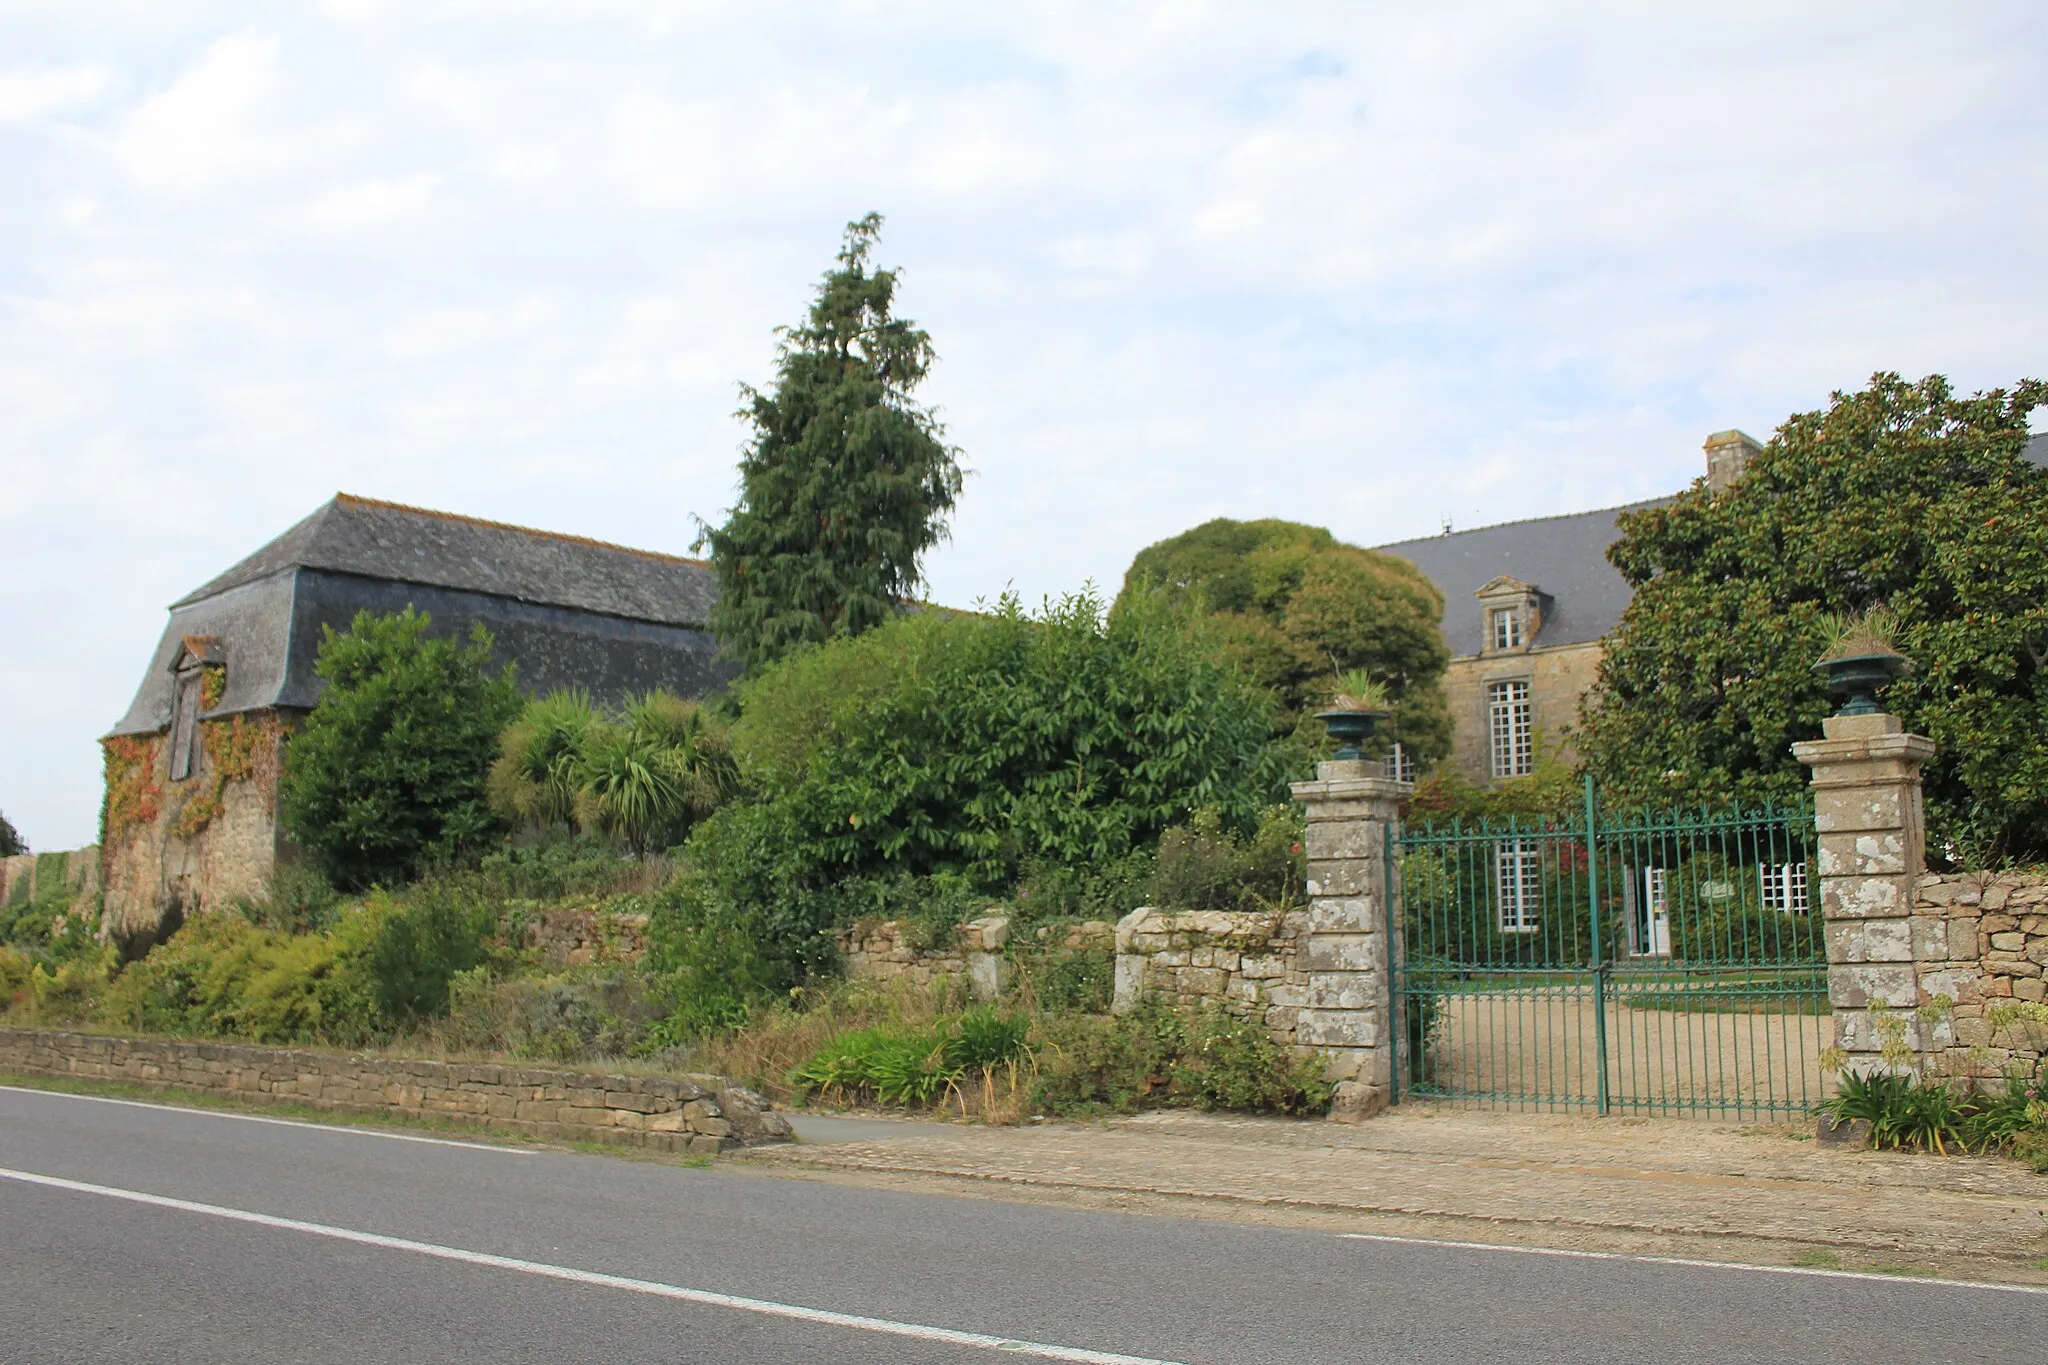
xmin=489 ymin=689 xmax=601 ymax=831
xmin=490 ymin=690 xmax=735 ymax=857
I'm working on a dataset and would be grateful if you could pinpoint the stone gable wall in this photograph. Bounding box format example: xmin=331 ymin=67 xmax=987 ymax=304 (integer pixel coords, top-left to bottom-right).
xmin=101 ymin=715 xmax=288 ymax=945
xmin=0 ymin=1029 xmax=792 ymax=1153
xmin=1903 ymin=873 xmax=2048 ymax=1083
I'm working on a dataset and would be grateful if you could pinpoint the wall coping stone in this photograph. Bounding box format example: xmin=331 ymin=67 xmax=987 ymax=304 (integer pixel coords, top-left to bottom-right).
xmin=0 ymin=1029 xmax=792 ymax=1152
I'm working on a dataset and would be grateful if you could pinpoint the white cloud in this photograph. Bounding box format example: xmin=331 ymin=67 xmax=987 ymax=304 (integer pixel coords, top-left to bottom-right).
xmin=2 ymin=2 xmax=2046 ymax=848
xmin=0 ymin=62 xmax=110 ymax=123
xmin=302 ymin=173 xmax=441 ymax=235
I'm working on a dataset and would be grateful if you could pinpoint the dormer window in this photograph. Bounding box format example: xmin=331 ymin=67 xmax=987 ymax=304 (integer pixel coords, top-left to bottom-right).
xmin=167 ymin=636 xmax=223 ymax=783
xmin=1474 ymin=576 xmax=1544 ymax=655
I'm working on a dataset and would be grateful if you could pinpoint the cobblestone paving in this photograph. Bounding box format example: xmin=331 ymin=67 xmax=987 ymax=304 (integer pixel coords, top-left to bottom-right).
xmin=745 ymin=1106 xmax=2048 ymax=1265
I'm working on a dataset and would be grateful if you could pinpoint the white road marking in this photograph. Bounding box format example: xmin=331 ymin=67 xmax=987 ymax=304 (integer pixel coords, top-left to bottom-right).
xmin=1339 ymin=1231 xmax=2048 ymax=1295
xmin=0 ymin=1166 xmax=1187 ymax=1365
xmin=0 ymin=1084 xmax=534 ymax=1154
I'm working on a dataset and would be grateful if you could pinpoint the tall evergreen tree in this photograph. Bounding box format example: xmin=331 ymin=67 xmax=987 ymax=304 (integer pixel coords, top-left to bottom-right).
xmin=702 ymin=214 xmax=964 ymax=672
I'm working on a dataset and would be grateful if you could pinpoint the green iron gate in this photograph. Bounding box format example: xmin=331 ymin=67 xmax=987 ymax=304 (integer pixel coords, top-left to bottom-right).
xmin=1391 ymin=779 xmax=1829 ymax=1116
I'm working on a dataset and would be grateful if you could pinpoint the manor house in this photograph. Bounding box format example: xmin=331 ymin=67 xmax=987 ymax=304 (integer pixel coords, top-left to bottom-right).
xmin=1375 ymin=429 xmax=2048 ymax=785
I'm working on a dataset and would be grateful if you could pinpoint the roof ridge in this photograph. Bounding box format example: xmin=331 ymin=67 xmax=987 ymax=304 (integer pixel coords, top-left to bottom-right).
xmin=1373 ymin=495 xmax=1672 ymax=549
xmin=332 ymin=493 xmax=709 ymax=570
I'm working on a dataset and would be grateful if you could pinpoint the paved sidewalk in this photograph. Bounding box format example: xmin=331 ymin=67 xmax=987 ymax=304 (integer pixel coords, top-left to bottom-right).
xmin=747 ymin=1106 xmax=2048 ymax=1274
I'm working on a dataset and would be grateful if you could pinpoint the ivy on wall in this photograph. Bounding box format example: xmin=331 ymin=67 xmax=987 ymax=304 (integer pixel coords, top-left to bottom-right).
xmin=172 ymin=713 xmax=272 ymax=841
xmin=101 ymin=736 xmax=162 ymax=848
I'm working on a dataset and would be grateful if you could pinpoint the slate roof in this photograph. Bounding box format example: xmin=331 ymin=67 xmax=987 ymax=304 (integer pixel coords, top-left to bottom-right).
xmin=1377 ymin=431 xmax=2048 ymax=660
xmin=109 ymin=496 xmax=732 ymax=737
xmin=174 ymin=494 xmax=717 ymax=629
xmin=1376 ymin=501 xmax=1667 ymax=658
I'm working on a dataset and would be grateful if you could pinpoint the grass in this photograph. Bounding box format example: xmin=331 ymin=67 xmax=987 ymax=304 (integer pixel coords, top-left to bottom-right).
xmin=1788 ymin=1249 xmax=1841 ymax=1269
xmin=1865 ymin=1261 xmax=1937 ymax=1277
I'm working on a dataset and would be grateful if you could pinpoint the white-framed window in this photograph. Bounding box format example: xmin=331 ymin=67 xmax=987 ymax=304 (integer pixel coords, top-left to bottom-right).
xmin=1760 ymin=862 xmax=1810 ymax=915
xmin=1628 ymin=867 xmax=1672 ymax=956
xmin=1488 ymin=680 xmax=1533 ymax=778
xmin=1489 ymin=606 xmax=1523 ymax=651
xmin=1496 ymin=839 xmax=1541 ymax=933
xmin=1383 ymin=741 xmax=1415 ymax=784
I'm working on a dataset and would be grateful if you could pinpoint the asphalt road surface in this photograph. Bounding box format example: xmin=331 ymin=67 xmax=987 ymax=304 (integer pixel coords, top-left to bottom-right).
xmin=1 ymin=1085 xmax=2040 ymax=1364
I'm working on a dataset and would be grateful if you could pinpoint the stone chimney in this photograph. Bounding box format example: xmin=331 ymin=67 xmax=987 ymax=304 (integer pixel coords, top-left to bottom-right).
xmin=1704 ymin=429 xmax=1763 ymax=495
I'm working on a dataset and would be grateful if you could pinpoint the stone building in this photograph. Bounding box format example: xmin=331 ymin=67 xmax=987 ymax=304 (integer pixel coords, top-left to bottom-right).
xmin=101 ymin=494 xmax=733 ymax=945
xmin=1374 ymin=430 xmax=2048 ymax=783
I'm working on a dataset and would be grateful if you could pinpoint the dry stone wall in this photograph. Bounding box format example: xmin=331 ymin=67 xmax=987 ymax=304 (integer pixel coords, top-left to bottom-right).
xmin=525 ymin=907 xmax=650 ymax=965
xmin=1 ymin=848 xmax=101 ymax=911
xmin=1111 ymin=907 xmax=1306 ymax=1047
xmin=840 ymin=914 xmax=1023 ymax=1001
xmin=0 ymin=1029 xmax=792 ymax=1153
xmin=1902 ymin=873 xmax=2048 ymax=1082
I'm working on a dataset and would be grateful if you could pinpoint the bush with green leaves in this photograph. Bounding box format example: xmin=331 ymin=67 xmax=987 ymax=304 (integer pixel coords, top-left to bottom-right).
xmin=96 ymin=915 xmax=368 ymax=1044
xmin=1120 ymin=517 xmax=1451 ymax=760
xmin=0 ymin=810 xmax=23 ymax=857
xmin=670 ymin=587 xmax=1298 ymax=982
xmin=1147 ymin=805 xmax=1303 ymax=913
xmin=439 ymin=964 xmax=673 ymax=1062
xmin=1579 ymin=371 xmax=2048 ymax=861
xmin=231 ymin=862 xmax=345 ymax=935
xmin=1031 ymin=1001 xmax=1333 ymax=1117
xmin=491 ymin=690 xmax=736 ymax=856
xmin=281 ymin=607 xmax=522 ymax=889
xmin=92 ymin=874 xmax=501 ymax=1043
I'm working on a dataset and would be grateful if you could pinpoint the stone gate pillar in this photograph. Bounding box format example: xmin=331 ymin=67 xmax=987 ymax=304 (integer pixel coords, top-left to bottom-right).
xmin=1291 ymin=757 xmax=1407 ymax=1121
xmin=1792 ymin=712 xmax=1939 ymax=1072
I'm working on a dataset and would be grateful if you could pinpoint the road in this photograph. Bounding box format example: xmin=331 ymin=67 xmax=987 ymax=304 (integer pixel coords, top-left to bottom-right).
xmin=0 ymin=1085 xmax=2039 ymax=1364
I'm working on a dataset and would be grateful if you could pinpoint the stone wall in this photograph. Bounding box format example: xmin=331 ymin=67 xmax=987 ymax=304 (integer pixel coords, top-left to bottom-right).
xmin=1 ymin=848 xmax=101 ymax=911
xmin=1900 ymin=873 xmax=2048 ymax=1083
xmin=0 ymin=1028 xmax=792 ymax=1153
xmin=1111 ymin=908 xmax=1306 ymax=1046
xmin=840 ymin=914 xmax=1017 ymax=1001
xmin=525 ymin=907 xmax=650 ymax=966
xmin=101 ymin=714 xmax=289 ymax=945
xmin=1440 ymin=639 xmax=1603 ymax=782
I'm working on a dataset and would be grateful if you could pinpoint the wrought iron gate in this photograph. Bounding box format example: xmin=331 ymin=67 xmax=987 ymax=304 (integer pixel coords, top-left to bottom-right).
xmin=1391 ymin=779 xmax=1829 ymax=1116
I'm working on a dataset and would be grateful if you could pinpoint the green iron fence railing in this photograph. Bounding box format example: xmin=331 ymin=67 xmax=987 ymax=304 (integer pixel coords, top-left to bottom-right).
xmin=1392 ymin=777 xmax=1828 ymax=1116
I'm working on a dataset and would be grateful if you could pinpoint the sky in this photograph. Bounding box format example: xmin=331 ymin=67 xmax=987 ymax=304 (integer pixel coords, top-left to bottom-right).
xmin=2 ymin=2 xmax=2045 ymax=850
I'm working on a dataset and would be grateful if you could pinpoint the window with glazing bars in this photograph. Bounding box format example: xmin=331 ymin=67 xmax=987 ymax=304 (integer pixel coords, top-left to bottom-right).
xmin=1488 ymin=679 xmax=1533 ymax=777
xmin=1760 ymin=862 xmax=1810 ymax=915
xmin=1383 ymin=741 xmax=1414 ymax=784
xmin=1495 ymin=839 xmax=1541 ymax=932
xmin=1489 ymin=607 xmax=1522 ymax=651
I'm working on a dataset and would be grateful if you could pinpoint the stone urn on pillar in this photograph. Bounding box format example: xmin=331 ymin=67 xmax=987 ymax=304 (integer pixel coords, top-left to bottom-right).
xmin=1813 ymin=608 xmax=1912 ymax=718
xmin=1314 ymin=669 xmax=1393 ymax=762
xmin=1293 ymin=669 xmax=1409 ymax=1122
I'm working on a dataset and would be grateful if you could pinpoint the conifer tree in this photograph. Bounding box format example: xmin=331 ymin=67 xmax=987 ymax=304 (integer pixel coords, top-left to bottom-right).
xmin=702 ymin=214 xmax=964 ymax=672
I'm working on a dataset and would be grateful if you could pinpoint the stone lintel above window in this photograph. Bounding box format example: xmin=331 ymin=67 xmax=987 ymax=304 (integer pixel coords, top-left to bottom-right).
xmin=1474 ymin=576 xmax=1546 ymax=654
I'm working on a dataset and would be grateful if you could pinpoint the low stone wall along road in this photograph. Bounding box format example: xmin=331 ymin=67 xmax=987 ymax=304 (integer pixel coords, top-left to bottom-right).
xmin=2 ymin=1084 xmax=2043 ymax=1364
